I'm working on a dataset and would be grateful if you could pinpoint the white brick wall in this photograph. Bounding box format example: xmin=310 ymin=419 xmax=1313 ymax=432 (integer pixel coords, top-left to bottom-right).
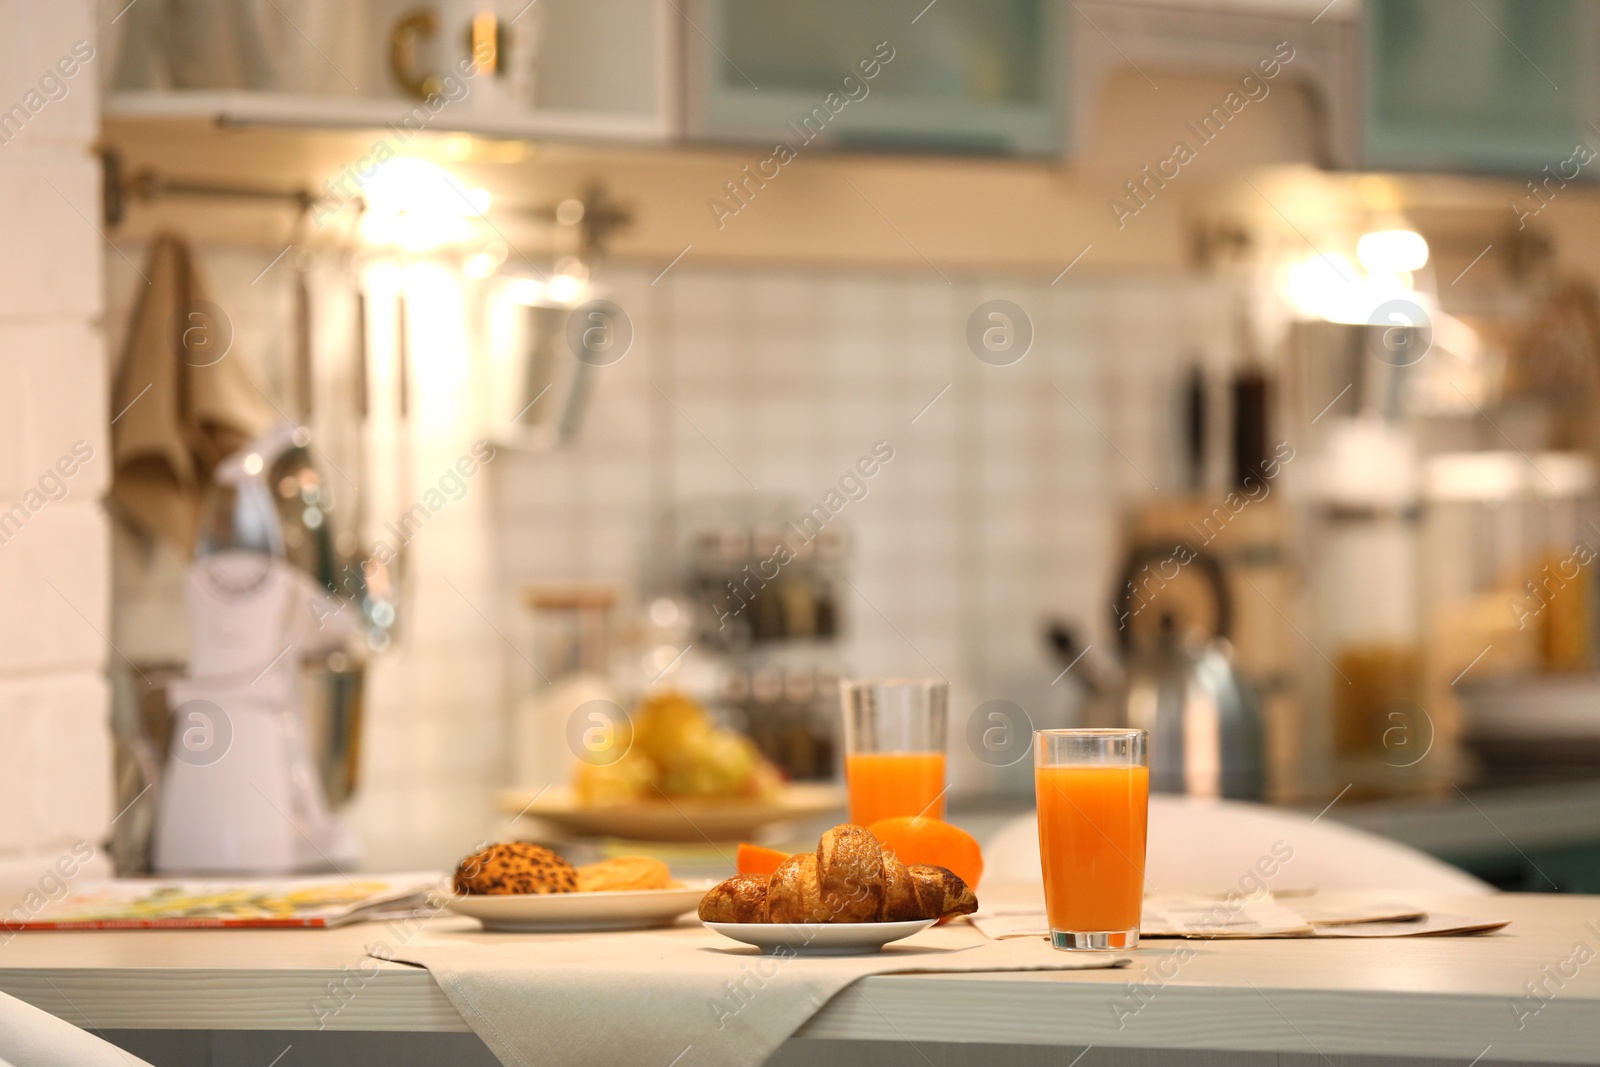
xmin=0 ymin=0 xmax=112 ymax=897
xmin=0 ymin=1 xmax=96 ymax=150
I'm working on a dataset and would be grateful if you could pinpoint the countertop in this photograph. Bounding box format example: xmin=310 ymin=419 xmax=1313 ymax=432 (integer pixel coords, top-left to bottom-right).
xmin=4 ymin=888 xmax=1599 ymax=1064
xmin=1329 ymin=780 xmax=1600 ymax=857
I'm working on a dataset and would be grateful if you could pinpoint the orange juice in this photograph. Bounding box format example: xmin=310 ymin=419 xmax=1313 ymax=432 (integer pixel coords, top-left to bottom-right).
xmin=1035 ymin=764 xmax=1148 ymax=934
xmin=845 ymin=752 xmax=946 ymax=827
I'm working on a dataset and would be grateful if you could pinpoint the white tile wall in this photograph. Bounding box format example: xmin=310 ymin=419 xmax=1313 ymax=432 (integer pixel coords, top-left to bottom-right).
xmin=96 ymin=239 xmax=1238 ymax=871
xmin=481 ymin=263 xmax=1242 ymax=818
xmin=0 ymin=0 xmax=111 ymax=900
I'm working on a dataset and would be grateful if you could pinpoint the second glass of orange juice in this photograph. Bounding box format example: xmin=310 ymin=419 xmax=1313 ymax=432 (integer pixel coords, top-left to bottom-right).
xmin=840 ymin=679 xmax=948 ymax=827
xmin=1035 ymin=728 xmax=1148 ymax=950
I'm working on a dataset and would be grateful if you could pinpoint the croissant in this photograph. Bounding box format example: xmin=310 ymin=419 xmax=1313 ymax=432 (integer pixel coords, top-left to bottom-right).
xmin=815 ymin=823 xmax=885 ymax=922
xmin=904 ymin=863 xmax=978 ymax=919
xmin=766 ymin=854 xmax=827 ymax=923
xmin=699 ymin=824 xmax=979 ymax=924
xmin=697 ymin=872 xmax=769 ymax=923
xmin=879 ymin=851 xmax=922 ymax=922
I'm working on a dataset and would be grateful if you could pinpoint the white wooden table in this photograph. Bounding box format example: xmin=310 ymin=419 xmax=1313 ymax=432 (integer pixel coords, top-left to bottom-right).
xmin=2 ymin=889 xmax=1596 ymax=1067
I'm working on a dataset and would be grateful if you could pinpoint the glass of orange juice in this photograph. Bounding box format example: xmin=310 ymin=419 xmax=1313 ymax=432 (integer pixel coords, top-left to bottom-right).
xmin=1034 ymin=728 xmax=1149 ymax=950
xmin=840 ymin=679 xmax=948 ymax=827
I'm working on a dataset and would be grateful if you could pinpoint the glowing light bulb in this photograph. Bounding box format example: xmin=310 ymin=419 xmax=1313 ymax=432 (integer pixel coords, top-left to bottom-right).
xmin=547 ymin=274 xmax=583 ymax=304
xmin=1357 ymin=229 xmax=1429 ymax=274
xmin=463 ymin=251 xmax=499 ymax=279
xmin=1283 ymin=253 xmax=1360 ymax=321
xmin=505 ymin=277 xmax=547 ymax=305
xmin=356 ymin=159 xmax=492 ymax=252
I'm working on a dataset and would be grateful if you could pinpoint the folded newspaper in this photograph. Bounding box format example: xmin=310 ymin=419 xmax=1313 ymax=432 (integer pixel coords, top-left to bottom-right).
xmin=2 ymin=874 xmax=441 ymax=931
xmin=969 ymin=891 xmax=1508 ymax=940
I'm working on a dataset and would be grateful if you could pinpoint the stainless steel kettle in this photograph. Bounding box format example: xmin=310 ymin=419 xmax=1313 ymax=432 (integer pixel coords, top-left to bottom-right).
xmin=1095 ymin=543 xmax=1264 ymax=800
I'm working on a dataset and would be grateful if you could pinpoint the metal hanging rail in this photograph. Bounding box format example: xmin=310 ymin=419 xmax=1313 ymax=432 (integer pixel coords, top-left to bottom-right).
xmin=98 ymin=150 xmax=631 ymax=257
xmin=99 ymin=149 xmax=347 ymax=228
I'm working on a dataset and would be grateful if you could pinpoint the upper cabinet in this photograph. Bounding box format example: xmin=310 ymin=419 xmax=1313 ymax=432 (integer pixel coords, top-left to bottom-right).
xmin=104 ymin=0 xmax=677 ymax=143
xmin=525 ymin=0 xmax=675 ymax=134
xmin=97 ymin=0 xmax=1600 ymax=176
xmin=1362 ymin=0 xmax=1600 ymax=174
xmin=682 ymin=0 xmax=1067 ymax=156
xmin=1068 ymin=1 xmax=1360 ymax=170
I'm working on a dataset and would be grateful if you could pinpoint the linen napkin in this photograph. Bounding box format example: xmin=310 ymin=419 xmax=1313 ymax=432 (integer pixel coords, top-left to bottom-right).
xmin=371 ymin=921 xmax=1128 ymax=1067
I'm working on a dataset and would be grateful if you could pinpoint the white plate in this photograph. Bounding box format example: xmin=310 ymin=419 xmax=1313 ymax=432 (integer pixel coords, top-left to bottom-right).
xmin=446 ymin=881 xmax=715 ymax=932
xmin=497 ymin=783 xmax=845 ymax=843
xmin=703 ymin=919 xmax=937 ymax=955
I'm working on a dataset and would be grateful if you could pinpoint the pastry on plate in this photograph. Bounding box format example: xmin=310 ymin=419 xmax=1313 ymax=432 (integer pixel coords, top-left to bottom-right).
xmin=880 ymin=851 xmax=922 ymax=922
xmin=700 ymin=824 xmax=978 ymax=924
xmin=766 ymin=854 xmax=826 ymax=923
xmin=902 ymin=864 xmax=978 ymax=920
xmin=573 ymin=691 xmax=783 ymax=805
xmin=697 ymin=872 xmax=770 ymax=923
xmin=816 ymin=823 xmax=885 ymax=922
xmin=454 ymin=842 xmax=579 ymax=896
xmin=576 ymin=855 xmax=673 ymax=893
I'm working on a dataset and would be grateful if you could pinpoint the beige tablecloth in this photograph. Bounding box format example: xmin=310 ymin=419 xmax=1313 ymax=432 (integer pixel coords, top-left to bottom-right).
xmin=371 ymin=921 xmax=1127 ymax=1067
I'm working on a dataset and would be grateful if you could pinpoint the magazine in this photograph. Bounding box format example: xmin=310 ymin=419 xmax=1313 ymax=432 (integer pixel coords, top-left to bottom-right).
xmin=2 ymin=874 xmax=444 ymax=930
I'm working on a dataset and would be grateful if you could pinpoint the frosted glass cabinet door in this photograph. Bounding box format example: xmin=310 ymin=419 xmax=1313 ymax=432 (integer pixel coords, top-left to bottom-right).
xmin=685 ymin=0 xmax=1066 ymax=156
xmin=1364 ymin=0 xmax=1598 ymax=174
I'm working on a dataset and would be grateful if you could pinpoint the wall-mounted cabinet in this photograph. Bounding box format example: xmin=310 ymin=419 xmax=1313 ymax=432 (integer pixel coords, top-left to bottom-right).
xmin=1071 ymin=0 xmax=1360 ymax=170
xmin=1362 ymin=0 xmax=1600 ymax=176
xmin=97 ymin=0 xmax=1600 ymax=176
xmin=682 ymin=0 xmax=1067 ymax=156
xmin=104 ymin=0 xmax=677 ymax=144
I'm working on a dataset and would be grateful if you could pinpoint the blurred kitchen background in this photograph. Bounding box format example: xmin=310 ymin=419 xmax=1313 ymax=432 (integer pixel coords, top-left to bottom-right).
xmin=8 ymin=0 xmax=1600 ymax=892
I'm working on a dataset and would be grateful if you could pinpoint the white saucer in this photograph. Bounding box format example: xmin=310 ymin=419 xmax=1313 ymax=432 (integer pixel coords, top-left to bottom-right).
xmin=703 ymin=918 xmax=938 ymax=955
xmin=446 ymin=881 xmax=714 ymax=932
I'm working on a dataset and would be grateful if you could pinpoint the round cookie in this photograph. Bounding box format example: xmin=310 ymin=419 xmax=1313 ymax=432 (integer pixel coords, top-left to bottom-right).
xmin=453 ymin=842 xmax=578 ymax=895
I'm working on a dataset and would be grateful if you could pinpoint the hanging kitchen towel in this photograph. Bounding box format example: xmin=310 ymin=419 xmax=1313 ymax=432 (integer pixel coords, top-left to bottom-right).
xmin=110 ymin=232 xmax=273 ymax=552
xmin=370 ymin=921 xmax=1128 ymax=1067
